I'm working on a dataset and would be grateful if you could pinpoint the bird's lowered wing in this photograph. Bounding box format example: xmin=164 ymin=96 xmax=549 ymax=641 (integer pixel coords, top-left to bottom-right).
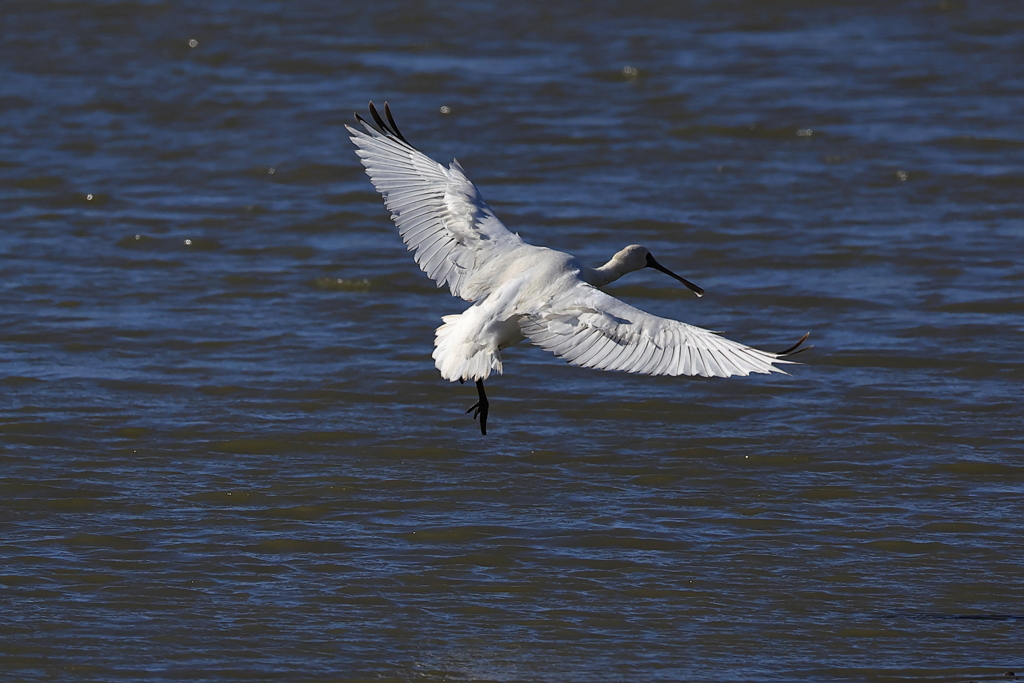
xmin=520 ymin=282 xmax=806 ymax=377
xmin=347 ymin=102 xmax=524 ymax=302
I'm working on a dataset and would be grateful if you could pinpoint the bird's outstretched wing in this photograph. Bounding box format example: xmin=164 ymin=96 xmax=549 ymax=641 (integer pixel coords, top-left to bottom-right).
xmin=520 ymin=282 xmax=808 ymax=377
xmin=347 ymin=102 xmax=524 ymax=302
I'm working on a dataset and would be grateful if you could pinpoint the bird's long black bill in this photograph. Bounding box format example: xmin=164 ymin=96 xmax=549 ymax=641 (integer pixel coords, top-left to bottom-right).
xmin=645 ymin=254 xmax=704 ymax=297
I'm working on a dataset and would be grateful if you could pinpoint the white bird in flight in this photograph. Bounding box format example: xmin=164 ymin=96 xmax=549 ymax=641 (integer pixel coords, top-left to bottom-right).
xmin=347 ymin=102 xmax=808 ymax=434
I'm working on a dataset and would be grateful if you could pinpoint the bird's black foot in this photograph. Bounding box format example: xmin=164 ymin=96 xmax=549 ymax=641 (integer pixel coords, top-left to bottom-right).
xmin=465 ymin=379 xmax=489 ymax=435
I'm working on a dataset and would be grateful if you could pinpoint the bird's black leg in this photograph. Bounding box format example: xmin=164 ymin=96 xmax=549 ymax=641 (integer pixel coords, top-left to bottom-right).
xmin=465 ymin=379 xmax=489 ymax=435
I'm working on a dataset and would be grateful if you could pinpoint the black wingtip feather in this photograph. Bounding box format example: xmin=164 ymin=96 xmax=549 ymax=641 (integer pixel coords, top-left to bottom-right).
xmin=368 ymin=101 xmax=388 ymax=133
xmin=776 ymin=332 xmax=812 ymax=357
xmin=383 ymin=102 xmax=410 ymax=144
xmin=357 ymin=101 xmax=415 ymax=148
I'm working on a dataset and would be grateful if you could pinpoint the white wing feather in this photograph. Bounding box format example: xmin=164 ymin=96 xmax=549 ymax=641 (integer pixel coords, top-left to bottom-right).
xmin=520 ymin=283 xmax=794 ymax=378
xmin=347 ymin=109 xmax=523 ymax=302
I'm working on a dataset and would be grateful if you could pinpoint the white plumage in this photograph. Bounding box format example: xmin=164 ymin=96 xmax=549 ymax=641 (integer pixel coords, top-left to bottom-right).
xmin=347 ymin=102 xmax=808 ymax=434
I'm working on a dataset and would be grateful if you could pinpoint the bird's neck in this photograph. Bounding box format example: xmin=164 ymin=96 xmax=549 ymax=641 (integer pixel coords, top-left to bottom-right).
xmin=583 ymin=262 xmax=627 ymax=288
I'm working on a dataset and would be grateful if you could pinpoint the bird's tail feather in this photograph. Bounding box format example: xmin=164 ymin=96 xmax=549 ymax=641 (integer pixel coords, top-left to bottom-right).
xmin=433 ymin=314 xmax=503 ymax=382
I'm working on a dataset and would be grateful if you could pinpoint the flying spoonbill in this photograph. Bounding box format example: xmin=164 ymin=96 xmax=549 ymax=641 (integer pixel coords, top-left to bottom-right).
xmin=348 ymin=102 xmax=808 ymax=435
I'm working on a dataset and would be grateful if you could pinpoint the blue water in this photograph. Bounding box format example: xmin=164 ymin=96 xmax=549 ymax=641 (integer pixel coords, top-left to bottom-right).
xmin=2 ymin=1 xmax=1023 ymax=681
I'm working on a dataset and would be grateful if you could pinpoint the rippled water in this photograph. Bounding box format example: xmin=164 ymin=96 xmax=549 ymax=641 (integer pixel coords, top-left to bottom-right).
xmin=2 ymin=1 xmax=1023 ymax=681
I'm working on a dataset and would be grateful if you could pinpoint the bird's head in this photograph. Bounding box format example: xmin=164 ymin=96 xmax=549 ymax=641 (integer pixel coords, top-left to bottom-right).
xmin=610 ymin=244 xmax=652 ymax=273
xmin=612 ymin=244 xmax=704 ymax=297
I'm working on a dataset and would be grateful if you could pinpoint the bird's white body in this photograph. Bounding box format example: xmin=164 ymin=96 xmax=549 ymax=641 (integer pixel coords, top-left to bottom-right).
xmin=347 ymin=103 xmax=805 ymax=431
xmin=434 ymin=245 xmax=575 ymax=381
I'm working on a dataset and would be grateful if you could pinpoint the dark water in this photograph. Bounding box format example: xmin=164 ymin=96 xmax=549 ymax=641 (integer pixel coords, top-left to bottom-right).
xmin=2 ymin=1 xmax=1023 ymax=681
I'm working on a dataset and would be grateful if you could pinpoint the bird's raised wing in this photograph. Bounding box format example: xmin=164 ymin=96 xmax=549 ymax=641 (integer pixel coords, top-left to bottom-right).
xmin=347 ymin=102 xmax=524 ymax=302
xmin=520 ymin=282 xmax=807 ymax=378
